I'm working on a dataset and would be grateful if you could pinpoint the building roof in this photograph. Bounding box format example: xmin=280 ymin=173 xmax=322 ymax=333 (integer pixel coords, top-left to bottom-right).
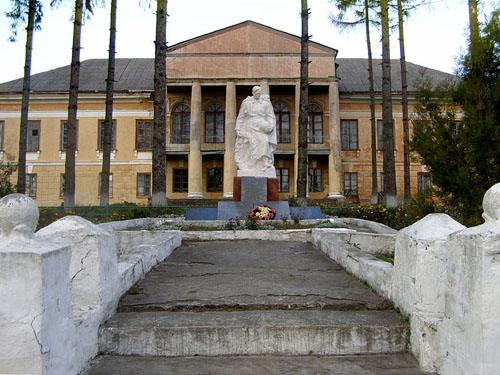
xmin=0 ymin=57 xmax=455 ymax=95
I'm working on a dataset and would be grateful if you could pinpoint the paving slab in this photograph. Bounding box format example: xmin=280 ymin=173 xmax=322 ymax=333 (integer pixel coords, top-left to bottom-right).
xmin=119 ymin=241 xmax=389 ymax=311
xmin=85 ymin=354 xmax=431 ymax=375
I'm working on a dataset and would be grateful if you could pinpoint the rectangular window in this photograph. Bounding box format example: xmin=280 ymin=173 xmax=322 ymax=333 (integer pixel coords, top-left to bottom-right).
xmin=136 ymin=120 xmax=152 ymax=150
xmin=60 ymin=120 xmax=79 ymax=151
xmin=173 ymin=169 xmax=188 ymax=193
xmin=206 ymin=168 xmax=223 ymax=192
xmin=98 ymin=173 xmax=113 ymax=196
xmin=377 ymin=119 xmax=394 ymax=150
xmin=344 ymin=172 xmax=358 ymax=196
xmin=341 ymin=120 xmax=358 ymax=150
xmin=0 ymin=120 xmax=4 ymax=150
xmin=25 ymin=174 xmax=37 ymax=197
xmin=137 ymin=173 xmax=151 ymax=196
xmin=60 ymin=174 xmax=65 ymax=197
xmin=418 ymin=173 xmax=431 ymax=194
xmin=27 ymin=120 xmax=40 ymax=151
xmin=97 ymin=120 xmax=116 ymax=150
xmin=451 ymin=121 xmax=463 ymax=139
xmin=308 ymin=168 xmax=322 ymax=193
xmin=277 ymin=168 xmax=289 ymax=193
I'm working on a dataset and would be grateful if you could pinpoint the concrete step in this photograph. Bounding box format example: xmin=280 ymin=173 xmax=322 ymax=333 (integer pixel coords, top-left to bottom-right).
xmin=99 ymin=310 xmax=409 ymax=357
xmin=85 ymin=353 xmax=430 ymax=375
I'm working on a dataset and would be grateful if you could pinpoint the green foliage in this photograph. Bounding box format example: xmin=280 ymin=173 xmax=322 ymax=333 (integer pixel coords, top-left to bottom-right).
xmin=37 ymin=204 xmax=186 ymax=230
xmin=411 ymin=8 xmax=500 ymax=227
xmin=6 ymin=0 xmax=44 ymax=42
xmin=0 ymin=156 xmax=17 ymax=198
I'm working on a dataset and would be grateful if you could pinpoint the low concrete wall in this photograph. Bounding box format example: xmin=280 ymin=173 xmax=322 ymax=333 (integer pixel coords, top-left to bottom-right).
xmin=312 ymin=229 xmax=394 ymax=301
xmin=0 ymin=194 xmax=182 ymax=375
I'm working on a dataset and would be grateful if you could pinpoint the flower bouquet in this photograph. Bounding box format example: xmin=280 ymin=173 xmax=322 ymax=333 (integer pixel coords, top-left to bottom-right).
xmin=249 ymin=204 xmax=276 ymax=220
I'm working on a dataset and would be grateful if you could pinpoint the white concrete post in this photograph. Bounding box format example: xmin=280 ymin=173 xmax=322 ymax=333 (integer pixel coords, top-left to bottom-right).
xmin=0 ymin=194 xmax=74 ymax=375
xmin=441 ymin=183 xmax=500 ymax=375
xmin=392 ymin=213 xmax=465 ymax=372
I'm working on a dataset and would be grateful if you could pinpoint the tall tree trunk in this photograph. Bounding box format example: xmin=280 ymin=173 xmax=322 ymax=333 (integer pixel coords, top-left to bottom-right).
xmin=468 ymin=0 xmax=480 ymax=72
xmin=17 ymin=0 xmax=36 ymax=194
xmin=297 ymin=0 xmax=309 ymax=206
xmin=64 ymin=0 xmax=83 ymax=208
xmin=100 ymin=0 xmax=117 ymax=206
xmin=381 ymin=0 xmax=397 ymax=207
xmin=398 ymin=0 xmax=410 ymax=201
xmin=152 ymin=0 xmax=167 ymax=207
xmin=365 ymin=0 xmax=378 ymax=204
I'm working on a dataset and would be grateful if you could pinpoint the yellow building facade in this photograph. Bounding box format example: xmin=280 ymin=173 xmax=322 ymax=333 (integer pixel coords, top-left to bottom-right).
xmin=0 ymin=21 xmax=449 ymax=206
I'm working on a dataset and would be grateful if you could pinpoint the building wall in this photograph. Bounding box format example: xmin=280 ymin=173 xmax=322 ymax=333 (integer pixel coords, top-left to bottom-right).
xmin=0 ymin=90 xmax=426 ymax=206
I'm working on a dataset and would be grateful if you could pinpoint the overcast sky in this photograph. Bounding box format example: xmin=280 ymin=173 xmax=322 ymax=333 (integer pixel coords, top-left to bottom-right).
xmin=0 ymin=0 xmax=497 ymax=84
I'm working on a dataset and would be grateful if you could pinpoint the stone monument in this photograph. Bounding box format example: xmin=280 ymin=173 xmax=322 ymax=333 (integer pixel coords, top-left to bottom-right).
xmin=217 ymin=85 xmax=290 ymax=220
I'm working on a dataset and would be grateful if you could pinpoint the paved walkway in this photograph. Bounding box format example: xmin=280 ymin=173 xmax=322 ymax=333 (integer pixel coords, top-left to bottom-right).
xmin=86 ymin=240 xmax=431 ymax=375
xmin=119 ymin=240 xmax=389 ymax=312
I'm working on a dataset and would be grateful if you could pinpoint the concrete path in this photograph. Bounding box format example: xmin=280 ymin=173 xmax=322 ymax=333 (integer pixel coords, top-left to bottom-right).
xmin=119 ymin=240 xmax=388 ymax=312
xmin=86 ymin=240 xmax=430 ymax=374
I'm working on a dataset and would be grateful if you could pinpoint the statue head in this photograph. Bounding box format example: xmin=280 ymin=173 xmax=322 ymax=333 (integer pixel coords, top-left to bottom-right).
xmin=252 ymin=85 xmax=262 ymax=100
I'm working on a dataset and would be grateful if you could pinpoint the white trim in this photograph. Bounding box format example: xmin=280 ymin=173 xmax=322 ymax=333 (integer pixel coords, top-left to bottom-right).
xmin=26 ymin=151 xmax=41 ymax=160
xmin=0 ymin=110 xmax=154 ymax=119
xmin=25 ymin=160 xmax=153 ymax=167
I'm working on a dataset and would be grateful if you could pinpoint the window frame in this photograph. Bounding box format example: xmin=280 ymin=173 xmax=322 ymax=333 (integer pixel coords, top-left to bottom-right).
xmin=341 ymin=119 xmax=358 ymax=150
xmin=276 ymin=168 xmax=289 ymax=193
xmin=97 ymin=119 xmax=117 ymax=150
xmin=60 ymin=174 xmax=65 ymax=197
xmin=204 ymin=103 xmax=225 ymax=143
xmin=60 ymin=120 xmax=79 ymax=151
xmin=136 ymin=120 xmax=153 ymax=150
xmin=206 ymin=168 xmax=223 ymax=192
xmin=25 ymin=173 xmax=37 ymax=198
xmin=418 ymin=172 xmax=431 ymax=195
xmin=377 ymin=119 xmax=395 ymax=150
xmin=0 ymin=120 xmax=4 ymax=151
xmin=307 ymin=104 xmax=324 ymax=144
xmin=27 ymin=120 xmax=41 ymax=151
xmin=171 ymin=103 xmax=191 ymax=144
xmin=98 ymin=173 xmax=113 ymax=197
xmin=344 ymin=172 xmax=358 ymax=196
xmin=137 ymin=173 xmax=151 ymax=197
xmin=173 ymin=169 xmax=188 ymax=193
xmin=274 ymin=102 xmax=291 ymax=144
xmin=308 ymin=168 xmax=322 ymax=193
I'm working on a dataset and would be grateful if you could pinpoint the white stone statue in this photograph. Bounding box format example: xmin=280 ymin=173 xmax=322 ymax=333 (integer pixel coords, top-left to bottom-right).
xmin=235 ymin=85 xmax=277 ymax=177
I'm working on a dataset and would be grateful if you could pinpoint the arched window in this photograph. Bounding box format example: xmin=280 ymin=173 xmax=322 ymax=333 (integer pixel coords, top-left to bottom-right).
xmin=307 ymin=103 xmax=323 ymax=144
xmin=273 ymin=102 xmax=291 ymax=143
xmin=204 ymin=103 xmax=225 ymax=143
xmin=171 ymin=103 xmax=190 ymax=144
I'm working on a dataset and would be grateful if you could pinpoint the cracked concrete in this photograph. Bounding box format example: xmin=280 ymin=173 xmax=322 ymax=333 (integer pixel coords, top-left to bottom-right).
xmin=119 ymin=241 xmax=388 ymax=312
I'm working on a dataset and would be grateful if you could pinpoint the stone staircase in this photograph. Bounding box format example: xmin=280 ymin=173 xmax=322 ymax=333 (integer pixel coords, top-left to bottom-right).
xmin=85 ymin=240 xmax=428 ymax=375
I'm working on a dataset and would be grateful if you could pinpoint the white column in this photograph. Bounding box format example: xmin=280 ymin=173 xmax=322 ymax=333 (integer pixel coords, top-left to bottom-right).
xmin=223 ymin=81 xmax=237 ymax=198
xmin=328 ymin=77 xmax=344 ymax=199
xmin=188 ymin=80 xmax=203 ymax=198
xmin=260 ymin=79 xmax=270 ymax=96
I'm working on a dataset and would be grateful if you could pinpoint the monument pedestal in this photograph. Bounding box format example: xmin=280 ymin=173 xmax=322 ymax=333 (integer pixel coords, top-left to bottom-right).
xmin=217 ymin=176 xmax=290 ymax=220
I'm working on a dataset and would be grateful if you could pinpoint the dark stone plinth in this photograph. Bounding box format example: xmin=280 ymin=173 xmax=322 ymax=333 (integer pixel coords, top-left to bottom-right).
xmin=233 ymin=176 xmax=280 ymax=202
xmin=217 ymin=200 xmax=291 ymax=221
xmin=185 ymin=208 xmax=218 ymax=221
xmin=218 ymin=176 xmax=290 ymax=220
xmin=290 ymin=206 xmax=324 ymax=220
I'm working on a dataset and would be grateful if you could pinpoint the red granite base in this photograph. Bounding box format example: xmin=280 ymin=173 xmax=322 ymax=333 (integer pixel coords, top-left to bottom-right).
xmin=233 ymin=177 xmax=242 ymax=202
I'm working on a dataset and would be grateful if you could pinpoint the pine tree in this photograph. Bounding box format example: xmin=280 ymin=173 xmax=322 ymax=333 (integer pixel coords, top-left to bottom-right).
xmin=412 ymin=8 xmax=500 ymax=226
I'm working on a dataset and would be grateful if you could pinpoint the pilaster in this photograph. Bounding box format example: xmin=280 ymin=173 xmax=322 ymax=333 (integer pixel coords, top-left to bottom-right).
xmin=223 ymin=80 xmax=237 ymax=198
xmin=328 ymin=77 xmax=344 ymax=199
xmin=188 ymin=80 xmax=203 ymax=198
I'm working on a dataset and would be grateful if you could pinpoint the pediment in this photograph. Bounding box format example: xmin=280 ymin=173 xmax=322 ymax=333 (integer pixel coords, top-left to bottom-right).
xmin=168 ymin=20 xmax=336 ymax=55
